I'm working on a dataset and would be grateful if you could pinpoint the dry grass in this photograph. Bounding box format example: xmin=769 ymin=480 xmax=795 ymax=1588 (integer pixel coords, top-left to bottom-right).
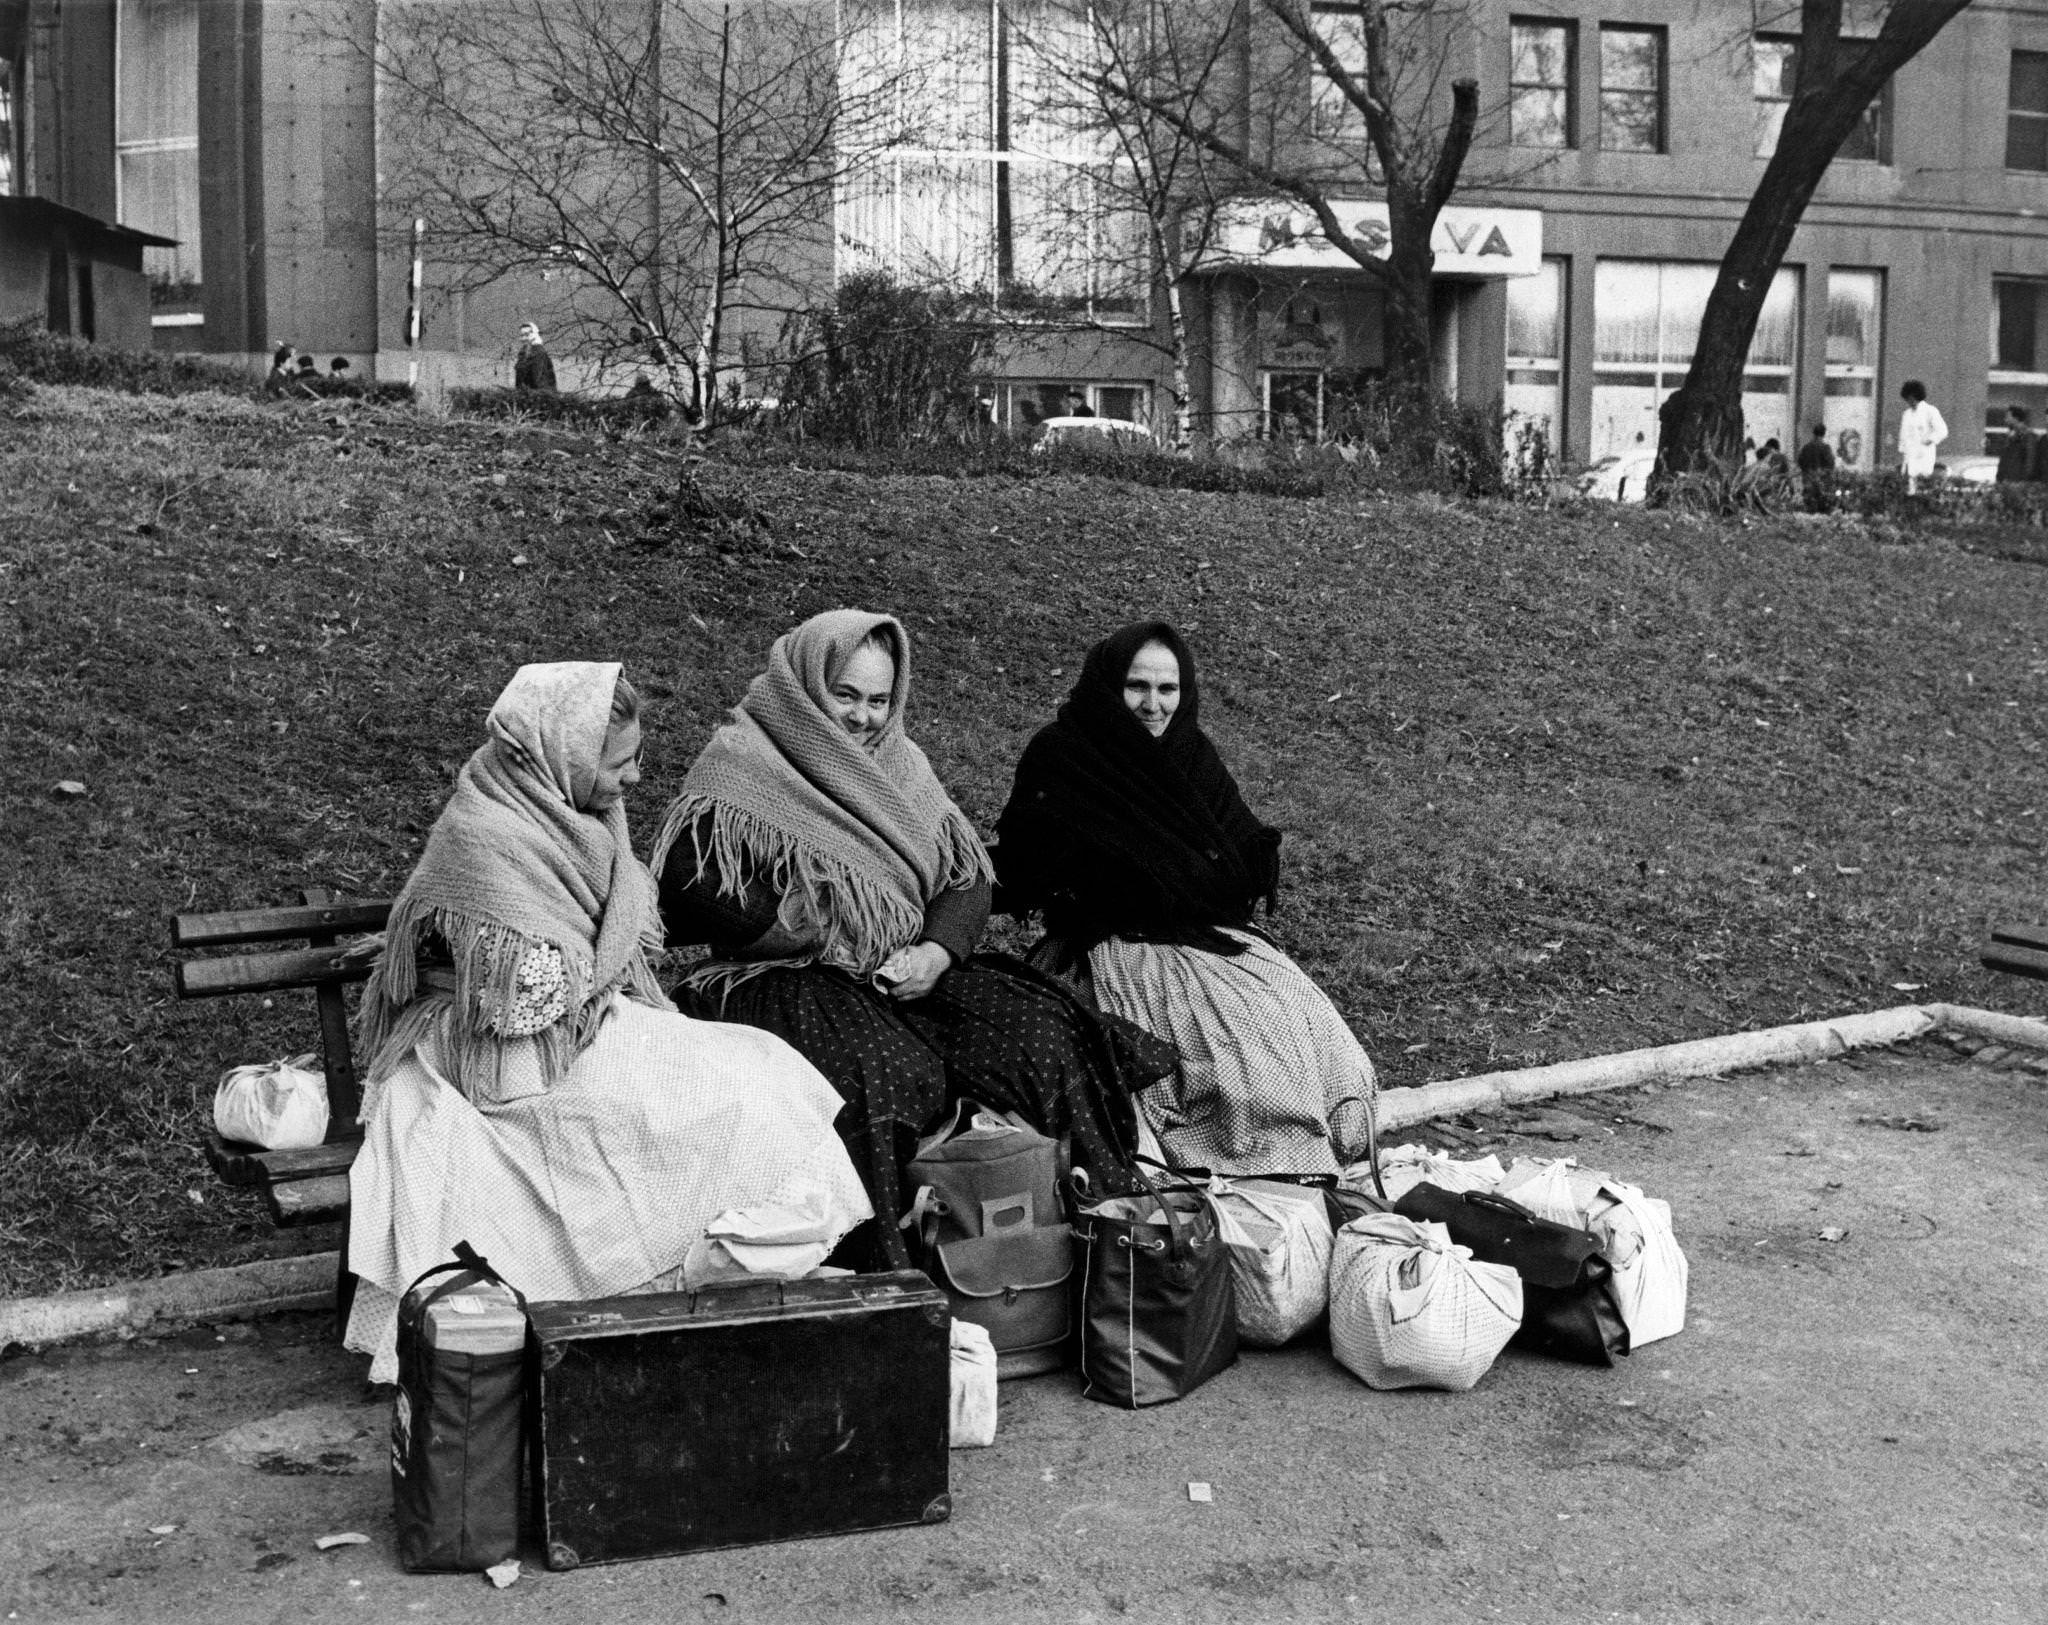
xmin=4 ymin=386 xmax=2047 ymax=1296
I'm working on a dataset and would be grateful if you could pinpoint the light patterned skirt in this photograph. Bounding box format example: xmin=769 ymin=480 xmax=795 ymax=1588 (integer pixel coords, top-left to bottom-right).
xmin=343 ymin=992 xmax=870 ymax=1384
xmin=1084 ymin=929 xmax=1377 ymax=1177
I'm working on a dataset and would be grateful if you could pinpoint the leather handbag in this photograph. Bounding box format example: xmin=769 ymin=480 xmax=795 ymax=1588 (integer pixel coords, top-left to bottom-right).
xmin=1392 ymin=1184 xmax=1630 ymax=1366
xmin=1072 ymin=1163 xmax=1238 ymax=1408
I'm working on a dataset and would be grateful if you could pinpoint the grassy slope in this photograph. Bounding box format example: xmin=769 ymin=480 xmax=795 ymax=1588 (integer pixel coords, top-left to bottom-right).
xmin=4 ymin=386 xmax=2046 ymax=1296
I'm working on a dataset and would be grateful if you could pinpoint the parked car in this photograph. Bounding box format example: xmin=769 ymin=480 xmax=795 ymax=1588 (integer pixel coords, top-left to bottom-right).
xmin=1935 ymin=454 xmax=2000 ymax=485
xmin=1573 ymin=445 xmax=1657 ymax=502
xmin=1030 ymin=415 xmax=1159 ymax=455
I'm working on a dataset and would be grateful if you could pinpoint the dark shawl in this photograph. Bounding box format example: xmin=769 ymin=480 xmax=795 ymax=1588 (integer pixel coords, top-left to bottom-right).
xmin=993 ymin=621 xmax=1280 ymax=957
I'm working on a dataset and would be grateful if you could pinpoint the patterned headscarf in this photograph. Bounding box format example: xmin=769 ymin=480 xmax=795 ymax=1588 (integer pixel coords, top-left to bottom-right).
xmin=358 ymin=662 xmax=670 ymax=1096
xmin=650 ymin=610 xmax=990 ymax=990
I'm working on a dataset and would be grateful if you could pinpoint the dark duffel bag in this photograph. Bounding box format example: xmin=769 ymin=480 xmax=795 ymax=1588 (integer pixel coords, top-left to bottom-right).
xmin=391 ymin=1241 xmax=528 ymax=1572
xmin=1392 ymin=1184 xmax=1630 ymax=1366
xmin=1073 ymin=1164 xmax=1238 ymax=1408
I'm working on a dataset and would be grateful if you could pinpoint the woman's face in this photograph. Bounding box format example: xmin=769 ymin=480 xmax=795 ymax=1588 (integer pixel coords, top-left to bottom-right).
xmin=584 ymin=717 xmax=643 ymax=811
xmin=1123 ymin=641 xmax=1181 ymax=737
xmin=825 ymin=641 xmax=895 ymax=749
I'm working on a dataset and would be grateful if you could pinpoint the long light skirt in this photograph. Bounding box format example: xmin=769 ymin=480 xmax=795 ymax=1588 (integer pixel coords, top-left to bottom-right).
xmin=1087 ymin=930 xmax=1377 ymax=1176
xmin=343 ymin=993 xmax=870 ymax=1383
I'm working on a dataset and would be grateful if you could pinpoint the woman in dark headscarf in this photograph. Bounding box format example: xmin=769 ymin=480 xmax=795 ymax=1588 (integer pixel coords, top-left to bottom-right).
xmin=995 ymin=621 xmax=1377 ymax=1176
xmin=651 ymin=609 xmax=1166 ymax=1261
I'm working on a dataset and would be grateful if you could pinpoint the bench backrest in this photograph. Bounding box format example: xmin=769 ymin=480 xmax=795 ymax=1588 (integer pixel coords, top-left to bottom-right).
xmin=171 ymin=888 xmax=393 ymax=1139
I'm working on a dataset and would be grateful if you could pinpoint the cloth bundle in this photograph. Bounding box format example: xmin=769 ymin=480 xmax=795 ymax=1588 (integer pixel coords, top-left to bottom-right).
xmin=681 ymin=1173 xmax=853 ymax=1288
xmin=1495 ymin=1157 xmax=1688 ymax=1349
xmin=1210 ymin=1177 xmax=1335 ymax=1347
xmin=949 ymin=1320 xmax=998 ymax=1449
xmin=1348 ymin=1143 xmax=1507 ymax=1204
xmin=1328 ymin=1213 xmax=1523 ymax=1391
xmin=214 ymin=1053 xmax=329 ymax=1151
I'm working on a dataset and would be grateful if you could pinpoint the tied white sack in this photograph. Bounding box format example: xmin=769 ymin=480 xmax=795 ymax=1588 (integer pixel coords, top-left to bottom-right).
xmin=1210 ymin=1178 xmax=1333 ymax=1347
xmin=949 ymin=1320 xmax=997 ymax=1448
xmin=1344 ymin=1143 xmax=1506 ymax=1204
xmin=1329 ymin=1213 xmax=1522 ymax=1392
xmin=213 ymin=1053 xmax=330 ymax=1151
xmin=681 ymin=1172 xmax=850 ymax=1288
xmin=1497 ymin=1156 xmax=1688 ymax=1348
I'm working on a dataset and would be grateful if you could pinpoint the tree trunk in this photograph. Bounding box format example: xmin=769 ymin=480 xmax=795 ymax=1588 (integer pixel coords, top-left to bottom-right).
xmin=1657 ymin=1 xmax=1973 ymax=485
xmin=1164 ymin=278 xmax=1193 ymax=451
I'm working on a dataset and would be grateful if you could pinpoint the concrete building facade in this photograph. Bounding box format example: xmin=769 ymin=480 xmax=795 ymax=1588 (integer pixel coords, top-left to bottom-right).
xmin=7 ymin=1 xmax=2048 ymax=467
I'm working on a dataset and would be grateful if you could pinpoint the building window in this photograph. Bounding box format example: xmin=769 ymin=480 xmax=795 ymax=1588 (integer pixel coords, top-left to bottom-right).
xmin=1592 ymin=259 xmax=1800 ymax=460
xmin=115 ymin=0 xmax=203 ymax=310
xmin=2009 ymin=51 xmax=2048 ymax=171
xmin=1824 ymin=268 xmax=1883 ymax=470
xmin=838 ymin=1 xmax=1146 ymax=324
xmin=1310 ymin=4 xmax=1371 ymax=157
xmin=1505 ymin=257 xmax=1566 ymax=452
xmin=1754 ymin=33 xmax=1887 ymax=161
xmin=1509 ymin=19 xmax=1576 ymax=148
xmin=1 ymin=55 xmax=20 ymax=196
xmin=1991 ymin=278 xmax=2048 ymax=436
xmin=1599 ymin=26 xmax=1663 ymax=153
xmin=1005 ymin=379 xmax=1151 ymax=428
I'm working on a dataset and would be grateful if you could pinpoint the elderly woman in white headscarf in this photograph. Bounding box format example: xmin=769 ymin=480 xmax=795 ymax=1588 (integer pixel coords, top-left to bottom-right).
xmin=343 ymin=661 xmax=868 ymax=1382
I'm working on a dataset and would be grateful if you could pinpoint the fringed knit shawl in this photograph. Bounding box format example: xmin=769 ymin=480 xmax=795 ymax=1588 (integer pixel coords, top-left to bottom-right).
xmin=357 ymin=661 xmax=671 ymax=1099
xmin=649 ymin=610 xmax=991 ymax=991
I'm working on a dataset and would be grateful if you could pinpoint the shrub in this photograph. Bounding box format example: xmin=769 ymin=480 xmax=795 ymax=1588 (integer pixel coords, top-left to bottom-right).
xmin=773 ymin=273 xmax=995 ymax=448
xmin=0 ymin=319 xmax=255 ymax=396
xmin=445 ymin=386 xmax=677 ymax=430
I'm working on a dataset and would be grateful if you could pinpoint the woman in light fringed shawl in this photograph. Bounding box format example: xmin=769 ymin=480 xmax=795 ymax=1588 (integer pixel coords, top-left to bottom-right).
xmin=652 ymin=611 xmax=1168 ymax=1265
xmin=343 ymin=661 xmax=870 ymax=1384
xmin=994 ymin=621 xmax=1378 ymax=1178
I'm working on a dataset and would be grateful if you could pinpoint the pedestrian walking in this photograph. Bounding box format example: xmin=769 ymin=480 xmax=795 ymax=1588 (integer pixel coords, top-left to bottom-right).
xmin=1796 ymin=423 xmax=1837 ymax=513
xmin=1897 ymin=380 xmax=1947 ymax=492
xmin=1996 ymin=405 xmax=2043 ymax=483
xmin=513 ymin=322 xmax=558 ymax=393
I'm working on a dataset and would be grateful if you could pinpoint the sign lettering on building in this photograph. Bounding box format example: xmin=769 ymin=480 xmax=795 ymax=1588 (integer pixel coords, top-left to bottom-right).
xmin=1205 ymin=199 xmax=1542 ymax=278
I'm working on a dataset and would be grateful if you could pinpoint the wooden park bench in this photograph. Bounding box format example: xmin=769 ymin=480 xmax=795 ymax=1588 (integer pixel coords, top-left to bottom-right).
xmin=1982 ymin=923 xmax=2048 ymax=984
xmin=170 ymin=889 xmax=390 ymax=1236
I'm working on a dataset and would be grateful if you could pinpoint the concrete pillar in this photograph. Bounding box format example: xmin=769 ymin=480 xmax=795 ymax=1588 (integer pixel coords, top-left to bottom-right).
xmin=1206 ymin=271 xmax=1261 ymax=440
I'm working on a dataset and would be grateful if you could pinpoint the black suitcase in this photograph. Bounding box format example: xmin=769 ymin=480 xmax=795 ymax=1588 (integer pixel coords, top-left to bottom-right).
xmin=528 ymin=1271 xmax=952 ymax=1568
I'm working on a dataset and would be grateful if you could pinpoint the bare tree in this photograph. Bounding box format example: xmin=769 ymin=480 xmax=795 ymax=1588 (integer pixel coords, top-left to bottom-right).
xmin=1657 ymin=0 xmax=1973 ymax=479
xmin=1089 ymin=0 xmax=1479 ymax=400
xmin=372 ymin=0 xmax=912 ymax=423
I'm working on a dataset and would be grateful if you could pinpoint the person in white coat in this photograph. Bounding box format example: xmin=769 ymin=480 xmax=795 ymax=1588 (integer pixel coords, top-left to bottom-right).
xmin=1898 ymin=379 xmax=1948 ymax=491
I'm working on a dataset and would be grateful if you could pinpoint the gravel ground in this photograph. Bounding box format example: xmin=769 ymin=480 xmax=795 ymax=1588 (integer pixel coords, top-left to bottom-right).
xmin=4 ymin=1044 xmax=2044 ymax=1625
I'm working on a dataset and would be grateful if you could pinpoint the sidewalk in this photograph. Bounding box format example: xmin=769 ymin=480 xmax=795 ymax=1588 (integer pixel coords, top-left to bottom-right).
xmin=4 ymin=1043 xmax=2045 ymax=1623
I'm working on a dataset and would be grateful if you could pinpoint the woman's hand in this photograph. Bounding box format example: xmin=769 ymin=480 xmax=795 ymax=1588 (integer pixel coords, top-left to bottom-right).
xmin=877 ymin=940 xmax=953 ymax=1001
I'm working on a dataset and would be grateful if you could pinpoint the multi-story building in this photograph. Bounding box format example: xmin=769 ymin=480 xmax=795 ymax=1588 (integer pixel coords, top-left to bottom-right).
xmin=6 ymin=0 xmax=2047 ymax=470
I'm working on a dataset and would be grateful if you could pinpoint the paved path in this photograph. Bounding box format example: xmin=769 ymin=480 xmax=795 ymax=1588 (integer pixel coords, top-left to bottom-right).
xmin=4 ymin=1046 xmax=2044 ymax=1624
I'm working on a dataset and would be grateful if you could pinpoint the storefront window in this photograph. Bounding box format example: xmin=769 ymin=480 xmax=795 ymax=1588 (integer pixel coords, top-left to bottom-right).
xmin=1824 ymin=269 xmax=1882 ymax=470
xmin=115 ymin=0 xmax=203 ymax=308
xmin=1592 ymin=259 xmax=1800 ymax=459
xmin=1990 ymin=277 xmax=2048 ymax=444
xmin=1263 ymin=372 xmax=1324 ymax=440
xmin=1004 ymin=380 xmax=1151 ymax=428
xmin=838 ymin=1 xmax=1146 ymax=323
xmin=1505 ymin=258 xmax=1566 ymax=454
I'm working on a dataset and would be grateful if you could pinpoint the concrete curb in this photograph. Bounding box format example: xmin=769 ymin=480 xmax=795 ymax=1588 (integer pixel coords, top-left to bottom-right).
xmin=4 ymin=1002 xmax=2042 ymax=1352
xmin=0 ymin=1252 xmax=335 ymax=1354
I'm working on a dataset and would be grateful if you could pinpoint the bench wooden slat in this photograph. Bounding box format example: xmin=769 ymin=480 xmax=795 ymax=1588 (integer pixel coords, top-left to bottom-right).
xmin=268 ymin=1174 xmax=353 ymax=1227
xmin=205 ymin=1129 xmax=360 ymax=1189
xmin=1988 ymin=923 xmax=2048 ymax=952
xmin=176 ymin=944 xmax=376 ymax=999
xmin=171 ymin=901 xmax=391 ymax=949
xmin=1982 ymin=940 xmax=2048 ymax=982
